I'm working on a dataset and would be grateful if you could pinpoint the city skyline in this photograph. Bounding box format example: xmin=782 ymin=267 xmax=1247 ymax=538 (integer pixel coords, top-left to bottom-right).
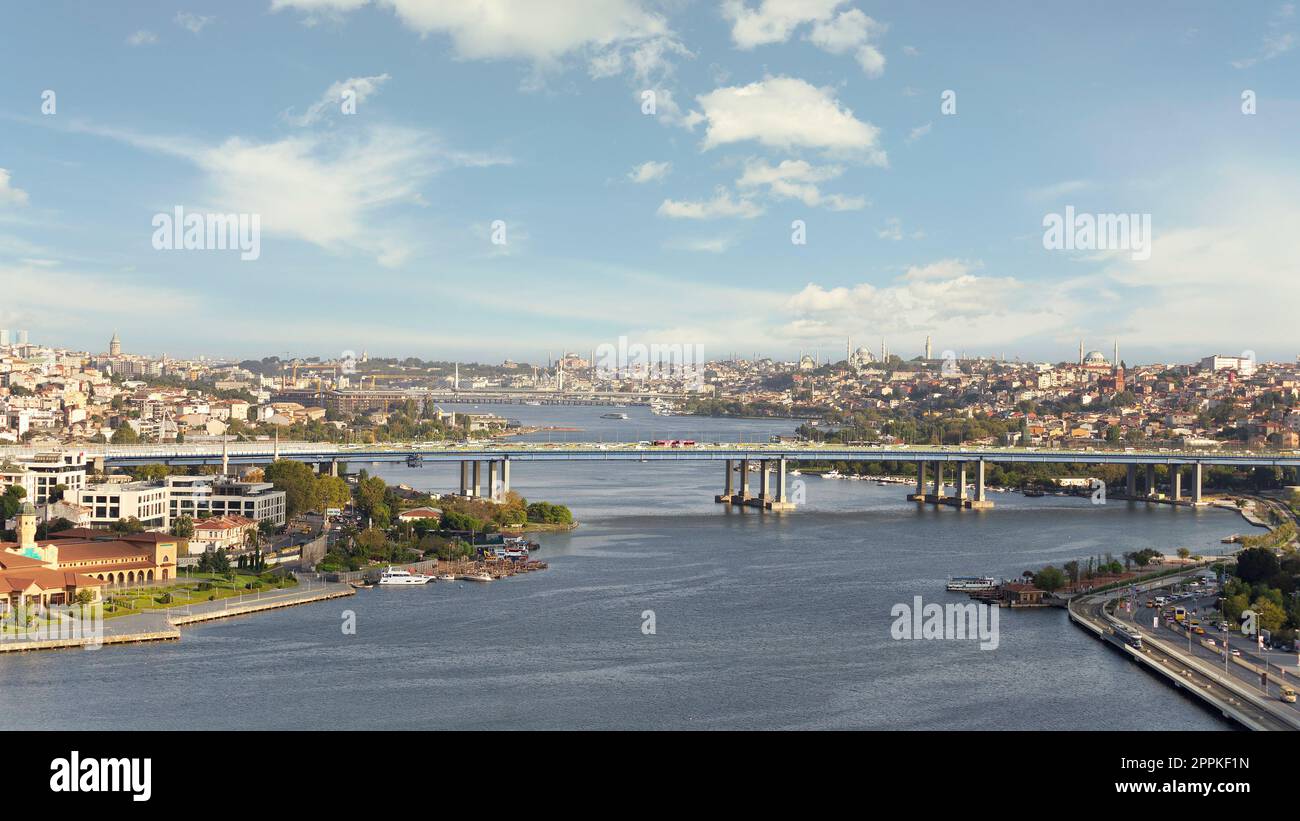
xmin=2 ymin=2 xmax=1298 ymax=361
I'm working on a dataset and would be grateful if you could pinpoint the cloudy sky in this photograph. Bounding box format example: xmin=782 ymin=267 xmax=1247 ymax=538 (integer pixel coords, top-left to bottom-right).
xmin=1 ymin=0 xmax=1297 ymax=364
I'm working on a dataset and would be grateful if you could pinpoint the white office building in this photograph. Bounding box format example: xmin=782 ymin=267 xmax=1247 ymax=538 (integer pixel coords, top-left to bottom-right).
xmin=165 ymin=476 xmax=287 ymax=527
xmin=0 ymin=451 xmax=87 ymax=504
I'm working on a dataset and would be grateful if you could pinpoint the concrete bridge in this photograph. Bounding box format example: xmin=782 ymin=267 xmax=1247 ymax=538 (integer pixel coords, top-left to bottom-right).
xmin=7 ymin=442 xmax=1298 ymax=513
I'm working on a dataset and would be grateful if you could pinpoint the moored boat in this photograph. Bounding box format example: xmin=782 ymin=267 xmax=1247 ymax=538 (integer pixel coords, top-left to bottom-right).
xmin=378 ymin=566 xmax=434 ymax=585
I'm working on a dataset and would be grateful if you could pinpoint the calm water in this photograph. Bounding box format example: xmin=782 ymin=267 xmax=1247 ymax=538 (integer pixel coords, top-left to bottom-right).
xmin=0 ymin=408 xmax=1238 ymax=729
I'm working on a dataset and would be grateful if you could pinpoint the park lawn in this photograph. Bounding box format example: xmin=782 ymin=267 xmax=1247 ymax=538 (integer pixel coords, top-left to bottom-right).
xmin=101 ymin=573 xmax=299 ymax=619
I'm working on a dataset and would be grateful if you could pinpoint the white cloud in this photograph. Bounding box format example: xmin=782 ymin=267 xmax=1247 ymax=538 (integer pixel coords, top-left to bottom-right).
xmin=877 ymin=217 xmax=902 ymax=240
xmin=665 ymin=235 xmax=736 ymax=253
xmin=175 ymin=12 xmax=215 ymax=33
xmin=902 ymin=45 xmax=920 ymax=56
xmin=905 ymin=122 xmax=931 ymax=144
xmin=657 ymin=189 xmax=764 ymax=219
xmin=126 ymin=30 xmax=158 ymax=46
xmin=781 ymin=259 xmax=1065 ymax=346
xmin=273 ymin=0 xmax=682 ymax=80
xmin=722 ymin=0 xmax=844 ymax=48
xmin=628 ymin=160 xmax=671 ymax=183
xmin=1027 ymin=179 xmax=1095 ymax=200
xmin=0 ymin=169 xmax=30 ymax=207
xmin=808 ymin=8 xmax=887 ymax=77
xmin=285 ymin=73 xmax=392 ymax=126
xmin=1231 ymin=4 xmax=1297 ymax=67
xmin=693 ymin=76 xmax=886 ymax=164
xmin=73 ymin=120 xmax=508 ymax=266
xmin=736 ymin=159 xmax=865 ymax=210
xmin=724 ymin=1 xmax=887 ymax=76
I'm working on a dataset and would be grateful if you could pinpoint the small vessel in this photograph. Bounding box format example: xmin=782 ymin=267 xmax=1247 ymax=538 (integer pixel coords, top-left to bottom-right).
xmin=601 ymin=412 xmax=629 ymax=420
xmin=1022 ymin=488 xmax=1046 ymax=497
xmin=523 ymin=400 xmax=541 ymax=406
xmin=437 ymin=573 xmax=455 ymax=582
xmin=464 ymin=572 xmax=493 ymax=582
xmin=378 ymin=566 xmax=434 ymax=585
xmin=823 ymin=469 xmax=842 ymax=479
xmin=946 ymin=576 xmax=998 ymax=592
xmin=349 ymin=581 xmax=375 ymax=590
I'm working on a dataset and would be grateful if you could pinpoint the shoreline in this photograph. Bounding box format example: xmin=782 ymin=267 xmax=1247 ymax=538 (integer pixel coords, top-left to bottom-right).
xmin=0 ymin=581 xmax=355 ymax=654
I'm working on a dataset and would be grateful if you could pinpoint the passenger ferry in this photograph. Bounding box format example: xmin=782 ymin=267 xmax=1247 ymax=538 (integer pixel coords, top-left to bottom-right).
xmin=600 ymin=412 xmax=629 ymax=420
xmin=378 ymin=566 xmax=434 ymax=585
xmin=945 ymin=576 xmax=999 ymax=592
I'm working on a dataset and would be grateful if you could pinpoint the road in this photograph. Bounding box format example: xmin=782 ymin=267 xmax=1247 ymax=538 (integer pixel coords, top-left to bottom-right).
xmin=1071 ymin=567 xmax=1300 ymax=731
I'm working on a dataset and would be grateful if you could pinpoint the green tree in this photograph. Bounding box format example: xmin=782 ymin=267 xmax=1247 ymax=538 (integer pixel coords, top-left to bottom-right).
xmin=171 ymin=515 xmax=195 ymax=538
xmin=1033 ymin=566 xmax=1067 ymax=592
xmin=264 ymin=460 xmax=321 ymax=518
xmin=111 ymin=425 xmax=140 ymax=444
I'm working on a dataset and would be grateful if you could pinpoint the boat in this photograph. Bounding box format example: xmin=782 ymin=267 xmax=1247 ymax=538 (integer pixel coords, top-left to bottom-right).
xmin=1022 ymin=489 xmax=1046 ymax=497
xmin=823 ymin=469 xmax=842 ymax=479
xmin=945 ymin=576 xmax=998 ymax=592
xmin=378 ymin=566 xmax=434 ymax=585
xmin=463 ymin=572 xmax=493 ymax=582
xmin=523 ymin=400 xmax=541 ymax=406
xmin=437 ymin=573 xmax=455 ymax=582
xmin=600 ymin=412 xmax=629 ymax=420
xmin=349 ymin=581 xmax=375 ymax=590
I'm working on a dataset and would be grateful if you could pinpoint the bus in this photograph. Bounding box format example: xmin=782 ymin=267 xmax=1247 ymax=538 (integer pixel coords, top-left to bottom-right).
xmin=1174 ymin=606 xmax=1187 ymax=623
xmin=1282 ymin=686 xmax=1296 ymax=704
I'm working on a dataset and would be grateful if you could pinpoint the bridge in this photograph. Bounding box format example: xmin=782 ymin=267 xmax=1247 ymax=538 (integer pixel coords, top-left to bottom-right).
xmin=7 ymin=442 xmax=1299 ymax=513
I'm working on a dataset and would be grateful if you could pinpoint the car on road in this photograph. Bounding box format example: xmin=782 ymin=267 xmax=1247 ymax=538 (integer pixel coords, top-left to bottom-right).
xmin=1230 ymin=648 xmax=1241 ymax=657
xmin=1282 ymin=686 xmax=1297 ymax=704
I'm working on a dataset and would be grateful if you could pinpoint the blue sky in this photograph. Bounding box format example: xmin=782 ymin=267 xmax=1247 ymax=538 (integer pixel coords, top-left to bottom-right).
xmin=1 ymin=0 xmax=1298 ymax=365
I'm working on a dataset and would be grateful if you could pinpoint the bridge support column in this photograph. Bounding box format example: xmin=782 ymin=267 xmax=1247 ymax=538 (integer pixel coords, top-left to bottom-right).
xmin=1126 ymin=464 xmax=1136 ymax=497
xmin=501 ymin=457 xmax=510 ymax=498
xmin=471 ymin=461 xmax=481 ymax=498
xmin=329 ymin=459 xmax=339 ymax=478
xmin=911 ymin=462 xmax=927 ymax=502
xmin=1171 ymin=466 xmax=1182 ymax=503
xmin=1145 ymin=464 xmax=1156 ymax=499
xmin=778 ymin=458 xmax=789 ymax=504
xmin=957 ymin=463 xmax=968 ymax=502
xmin=717 ymin=459 xmax=735 ymax=504
xmin=932 ymin=461 xmax=943 ymax=498
xmin=460 ymin=461 xmax=469 ymax=496
xmin=740 ymin=460 xmax=751 ymax=501
xmin=1192 ymin=463 xmax=1203 ymax=504
xmin=759 ymin=459 xmax=770 ymax=500
xmin=488 ymin=461 xmax=499 ymax=501
xmin=967 ymin=459 xmax=992 ymax=508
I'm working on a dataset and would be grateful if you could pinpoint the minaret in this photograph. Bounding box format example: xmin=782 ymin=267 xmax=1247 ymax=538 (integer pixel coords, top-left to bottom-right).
xmin=222 ymin=438 xmax=229 ymax=476
xmin=925 ymin=335 xmax=933 ymax=360
xmin=454 ymin=362 xmax=459 ymax=391
xmin=17 ymin=501 xmax=37 ymax=549
xmin=1078 ymin=339 xmax=1084 ymax=366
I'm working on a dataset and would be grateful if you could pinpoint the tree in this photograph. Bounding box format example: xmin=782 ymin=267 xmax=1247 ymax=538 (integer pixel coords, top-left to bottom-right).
xmin=1250 ymin=598 xmax=1287 ymax=633
xmin=111 ymin=425 xmax=140 ymax=444
xmin=1236 ymin=547 xmax=1280 ymax=585
xmin=264 ymin=460 xmax=320 ymax=518
xmin=171 ymin=515 xmax=195 ymax=538
xmin=1176 ymin=547 xmax=1191 ymax=560
xmin=111 ymin=517 xmax=145 ymax=533
xmin=316 ymin=475 xmax=351 ymax=511
xmin=1034 ymin=566 xmax=1067 ymax=592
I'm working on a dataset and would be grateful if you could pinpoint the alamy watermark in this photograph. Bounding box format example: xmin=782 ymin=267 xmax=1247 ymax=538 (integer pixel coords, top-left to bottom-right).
xmin=594 ymin=336 xmax=705 ymax=389
xmin=151 ymin=206 xmax=261 ymax=261
xmin=1042 ymin=205 xmax=1151 ymax=261
xmin=891 ymin=595 xmax=999 ymax=650
xmin=1 ymin=602 xmax=103 ymax=648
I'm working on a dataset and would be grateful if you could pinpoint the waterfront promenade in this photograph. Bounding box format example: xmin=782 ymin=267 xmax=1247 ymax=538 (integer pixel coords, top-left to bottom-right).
xmin=0 ymin=578 xmax=353 ymax=653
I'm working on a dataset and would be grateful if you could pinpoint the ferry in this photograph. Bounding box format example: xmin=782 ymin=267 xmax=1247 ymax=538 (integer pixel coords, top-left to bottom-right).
xmin=378 ymin=566 xmax=434 ymax=585
xmin=945 ymin=576 xmax=999 ymax=592
xmin=600 ymin=412 xmax=629 ymax=420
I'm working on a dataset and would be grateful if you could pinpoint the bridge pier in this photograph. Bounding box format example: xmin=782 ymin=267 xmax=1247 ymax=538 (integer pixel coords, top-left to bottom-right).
xmin=1145 ymin=463 xmax=1157 ymax=499
xmin=910 ymin=459 xmax=993 ymax=509
xmin=471 ymin=460 xmax=482 ymax=498
xmin=501 ymin=456 xmax=510 ymax=499
xmin=488 ymin=460 xmax=499 ymax=502
xmin=1126 ymin=464 xmax=1137 ymax=497
xmin=459 ymin=461 xmax=470 ymax=496
xmin=1192 ymin=462 xmax=1203 ymax=504
xmin=1171 ymin=466 xmax=1182 ymax=502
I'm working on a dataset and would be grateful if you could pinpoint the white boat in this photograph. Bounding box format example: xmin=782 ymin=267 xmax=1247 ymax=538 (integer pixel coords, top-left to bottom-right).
xmin=601 ymin=412 xmax=629 ymax=420
xmin=378 ymin=566 xmax=434 ymax=585
xmin=823 ymin=469 xmax=842 ymax=479
xmin=464 ymin=572 xmax=494 ymax=582
xmin=437 ymin=573 xmax=455 ymax=582
xmin=790 ymin=469 xmax=801 ymax=476
xmin=945 ymin=576 xmax=998 ymax=592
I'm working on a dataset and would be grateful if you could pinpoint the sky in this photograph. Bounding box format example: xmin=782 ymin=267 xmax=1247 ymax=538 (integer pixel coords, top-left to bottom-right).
xmin=1 ymin=0 xmax=1298 ymax=366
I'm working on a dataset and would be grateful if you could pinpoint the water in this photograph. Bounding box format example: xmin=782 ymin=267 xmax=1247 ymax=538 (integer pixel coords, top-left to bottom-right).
xmin=0 ymin=408 xmax=1238 ymax=729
